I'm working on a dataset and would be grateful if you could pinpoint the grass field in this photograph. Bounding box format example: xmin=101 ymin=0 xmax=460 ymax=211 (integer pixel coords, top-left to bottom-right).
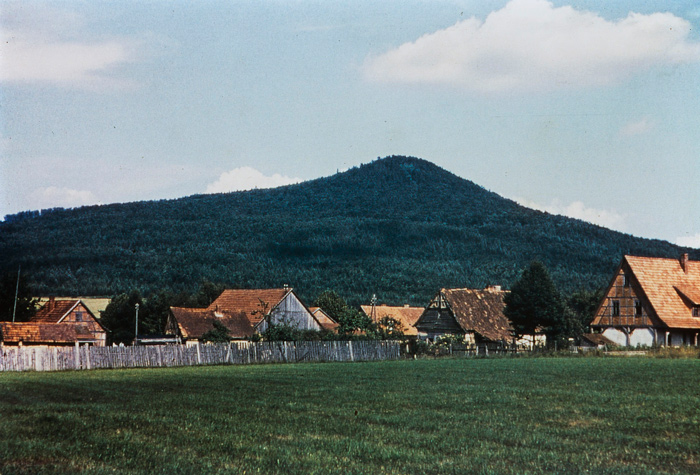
xmin=0 ymin=357 xmax=698 ymax=474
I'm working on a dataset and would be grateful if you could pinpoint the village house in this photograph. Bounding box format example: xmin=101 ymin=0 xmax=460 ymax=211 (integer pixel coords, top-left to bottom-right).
xmin=360 ymin=303 xmax=424 ymax=337
xmin=308 ymin=307 xmax=339 ymax=332
xmin=0 ymin=297 xmax=107 ymax=347
xmin=414 ymin=286 xmax=514 ymax=348
xmin=166 ymin=287 xmax=328 ymax=344
xmin=590 ymin=254 xmax=700 ymax=347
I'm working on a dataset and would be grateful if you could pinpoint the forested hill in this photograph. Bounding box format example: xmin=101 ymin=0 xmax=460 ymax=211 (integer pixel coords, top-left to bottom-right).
xmin=1 ymin=156 xmax=695 ymax=305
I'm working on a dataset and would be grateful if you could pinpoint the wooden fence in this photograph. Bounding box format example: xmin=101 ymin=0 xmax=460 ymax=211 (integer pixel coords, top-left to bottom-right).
xmin=0 ymin=340 xmax=401 ymax=372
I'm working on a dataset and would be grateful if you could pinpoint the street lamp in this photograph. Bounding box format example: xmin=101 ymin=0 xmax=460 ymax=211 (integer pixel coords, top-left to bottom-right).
xmin=134 ymin=303 xmax=139 ymax=346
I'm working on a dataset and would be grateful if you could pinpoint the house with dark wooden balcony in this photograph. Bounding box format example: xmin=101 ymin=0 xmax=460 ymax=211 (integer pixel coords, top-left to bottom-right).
xmin=590 ymin=254 xmax=700 ymax=347
xmin=414 ymin=286 xmax=513 ymax=348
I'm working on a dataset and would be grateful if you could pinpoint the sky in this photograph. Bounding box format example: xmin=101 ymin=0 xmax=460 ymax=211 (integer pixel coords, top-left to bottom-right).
xmin=1 ymin=0 xmax=699 ymax=247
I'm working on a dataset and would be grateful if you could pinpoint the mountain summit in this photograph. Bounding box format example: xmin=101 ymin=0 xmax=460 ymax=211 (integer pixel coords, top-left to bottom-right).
xmin=0 ymin=156 xmax=693 ymax=303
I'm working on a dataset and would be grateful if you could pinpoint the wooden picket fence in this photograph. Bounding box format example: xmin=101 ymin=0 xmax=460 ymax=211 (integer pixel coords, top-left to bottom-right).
xmin=0 ymin=340 xmax=401 ymax=372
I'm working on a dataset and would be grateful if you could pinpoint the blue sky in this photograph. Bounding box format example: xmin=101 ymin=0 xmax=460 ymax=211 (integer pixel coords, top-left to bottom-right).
xmin=1 ymin=0 xmax=699 ymax=247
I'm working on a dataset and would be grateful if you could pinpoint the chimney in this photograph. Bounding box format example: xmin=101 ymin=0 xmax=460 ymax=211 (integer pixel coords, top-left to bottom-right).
xmin=48 ymin=296 xmax=55 ymax=311
xmin=681 ymin=253 xmax=689 ymax=273
xmin=486 ymin=285 xmax=501 ymax=292
xmin=404 ymin=304 xmax=409 ymax=308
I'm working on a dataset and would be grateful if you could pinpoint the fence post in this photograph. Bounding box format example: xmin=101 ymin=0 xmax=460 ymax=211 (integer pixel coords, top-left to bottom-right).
xmin=86 ymin=344 xmax=91 ymax=370
xmin=348 ymin=341 xmax=354 ymax=362
xmin=196 ymin=343 xmax=202 ymax=365
xmin=74 ymin=341 xmax=80 ymax=370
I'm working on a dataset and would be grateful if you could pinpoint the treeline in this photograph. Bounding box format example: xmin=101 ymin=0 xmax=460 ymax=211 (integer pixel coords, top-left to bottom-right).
xmin=1 ymin=156 xmax=695 ymax=306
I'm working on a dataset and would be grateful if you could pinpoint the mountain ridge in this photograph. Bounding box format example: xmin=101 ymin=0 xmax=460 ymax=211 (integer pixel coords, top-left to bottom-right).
xmin=1 ymin=156 xmax=695 ymax=305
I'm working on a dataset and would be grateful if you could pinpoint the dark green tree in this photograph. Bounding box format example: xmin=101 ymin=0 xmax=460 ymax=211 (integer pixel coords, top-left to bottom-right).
xmin=101 ymin=290 xmax=144 ymax=344
xmin=201 ymin=320 xmax=231 ymax=343
xmin=0 ymin=270 xmax=38 ymax=322
xmin=313 ymin=290 xmax=348 ymax=322
xmin=504 ymin=261 xmax=565 ymax=346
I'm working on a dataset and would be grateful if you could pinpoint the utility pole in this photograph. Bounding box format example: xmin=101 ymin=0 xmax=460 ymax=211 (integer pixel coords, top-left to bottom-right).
xmin=134 ymin=303 xmax=139 ymax=345
xmin=11 ymin=266 xmax=20 ymax=323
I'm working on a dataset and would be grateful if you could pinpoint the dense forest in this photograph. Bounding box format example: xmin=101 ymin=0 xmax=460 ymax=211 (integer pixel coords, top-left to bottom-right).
xmin=1 ymin=156 xmax=695 ymax=306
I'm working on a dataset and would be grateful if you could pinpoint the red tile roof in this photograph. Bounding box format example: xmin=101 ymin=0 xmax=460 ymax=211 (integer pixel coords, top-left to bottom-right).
xmin=207 ymin=289 xmax=291 ymax=326
xmin=170 ymin=307 xmax=255 ymax=340
xmin=360 ymin=305 xmax=423 ymax=336
xmin=0 ymin=322 xmax=84 ymax=344
xmin=442 ymin=288 xmax=512 ymax=342
xmin=32 ymin=299 xmax=81 ymax=323
xmin=620 ymin=255 xmax=700 ymax=329
xmin=309 ymin=307 xmax=339 ymax=332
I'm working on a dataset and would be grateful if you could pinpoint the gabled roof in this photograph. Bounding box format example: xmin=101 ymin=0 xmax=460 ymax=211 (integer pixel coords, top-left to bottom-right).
xmin=308 ymin=307 xmax=339 ymax=332
xmin=0 ymin=322 xmax=94 ymax=344
xmin=360 ymin=304 xmax=423 ymax=336
xmin=206 ymin=289 xmax=292 ymax=326
xmin=613 ymin=255 xmax=700 ymax=329
xmin=32 ymin=299 xmax=83 ymax=323
xmin=169 ymin=307 xmax=254 ymax=340
xmin=37 ymin=297 xmax=111 ymax=319
xmin=441 ymin=288 xmax=512 ymax=342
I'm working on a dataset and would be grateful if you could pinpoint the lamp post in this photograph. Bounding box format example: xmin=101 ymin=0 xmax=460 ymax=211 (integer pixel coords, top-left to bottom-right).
xmin=134 ymin=303 xmax=139 ymax=346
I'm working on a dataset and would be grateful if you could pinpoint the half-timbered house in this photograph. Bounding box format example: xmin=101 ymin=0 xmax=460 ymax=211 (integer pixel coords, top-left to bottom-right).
xmin=0 ymin=297 xmax=107 ymax=347
xmin=414 ymin=286 xmax=512 ymax=348
xmin=590 ymin=254 xmax=700 ymax=347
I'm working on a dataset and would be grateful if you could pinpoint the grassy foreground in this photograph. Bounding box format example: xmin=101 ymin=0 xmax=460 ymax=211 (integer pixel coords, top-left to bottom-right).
xmin=0 ymin=358 xmax=698 ymax=474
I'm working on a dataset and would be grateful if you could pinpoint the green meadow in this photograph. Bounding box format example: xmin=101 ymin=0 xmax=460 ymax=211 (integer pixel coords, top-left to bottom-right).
xmin=0 ymin=357 xmax=698 ymax=474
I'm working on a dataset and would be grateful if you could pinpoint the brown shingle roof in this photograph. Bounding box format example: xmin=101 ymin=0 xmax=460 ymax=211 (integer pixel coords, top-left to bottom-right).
xmin=207 ymin=289 xmax=291 ymax=326
xmin=0 ymin=322 xmax=82 ymax=344
xmin=592 ymin=255 xmax=700 ymax=329
xmin=170 ymin=307 xmax=254 ymax=340
xmin=442 ymin=288 xmax=512 ymax=342
xmin=32 ymin=299 xmax=81 ymax=323
xmin=360 ymin=305 xmax=423 ymax=336
xmin=309 ymin=307 xmax=339 ymax=332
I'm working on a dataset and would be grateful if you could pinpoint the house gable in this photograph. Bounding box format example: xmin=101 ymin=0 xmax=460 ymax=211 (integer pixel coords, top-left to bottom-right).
xmin=592 ymin=255 xmax=700 ymax=331
xmin=360 ymin=304 xmax=423 ymax=336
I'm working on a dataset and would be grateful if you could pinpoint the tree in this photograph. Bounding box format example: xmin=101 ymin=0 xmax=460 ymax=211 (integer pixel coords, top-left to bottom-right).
xmin=101 ymin=290 xmax=144 ymax=344
xmin=0 ymin=270 xmax=37 ymax=322
xmin=504 ymin=261 xmax=565 ymax=346
xmin=313 ymin=290 xmax=348 ymax=322
xmin=201 ymin=320 xmax=231 ymax=343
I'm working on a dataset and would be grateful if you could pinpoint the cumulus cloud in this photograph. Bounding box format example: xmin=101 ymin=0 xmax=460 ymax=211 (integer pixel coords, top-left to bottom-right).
xmin=619 ymin=117 xmax=654 ymax=137
xmin=676 ymin=233 xmax=700 ymax=249
xmin=28 ymin=187 xmax=100 ymax=210
xmin=362 ymin=0 xmax=700 ymax=93
xmin=205 ymin=167 xmax=303 ymax=194
xmin=516 ymin=197 xmax=627 ymax=231
xmin=0 ymin=4 xmax=141 ymax=89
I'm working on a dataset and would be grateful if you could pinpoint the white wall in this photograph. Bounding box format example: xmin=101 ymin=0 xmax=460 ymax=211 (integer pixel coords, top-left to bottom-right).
xmin=601 ymin=327 xmax=654 ymax=347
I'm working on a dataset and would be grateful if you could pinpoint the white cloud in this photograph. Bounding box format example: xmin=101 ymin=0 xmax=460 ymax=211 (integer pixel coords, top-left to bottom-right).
xmin=619 ymin=117 xmax=654 ymax=137
xmin=362 ymin=0 xmax=700 ymax=93
xmin=28 ymin=187 xmax=100 ymax=210
xmin=676 ymin=233 xmax=700 ymax=249
xmin=0 ymin=5 xmax=143 ymax=89
xmin=205 ymin=167 xmax=303 ymax=194
xmin=516 ymin=197 xmax=627 ymax=231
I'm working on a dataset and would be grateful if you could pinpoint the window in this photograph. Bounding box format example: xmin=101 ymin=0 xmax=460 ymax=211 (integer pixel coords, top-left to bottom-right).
xmin=75 ymin=311 xmax=83 ymax=322
xmin=623 ymin=274 xmax=630 ymax=287
xmin=634 ymin=300 xmax=642 ymax=317
xmin=612 ymin=300 xmax=620 ymax=317
xmin=693 ymin=307 xmax=700 ymax=318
